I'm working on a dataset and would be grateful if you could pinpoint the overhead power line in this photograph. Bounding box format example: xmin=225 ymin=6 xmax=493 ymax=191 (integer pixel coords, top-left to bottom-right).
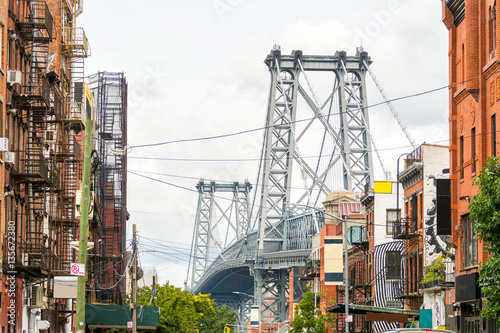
xmin=128 ymin=69 xmax=500 ymax=151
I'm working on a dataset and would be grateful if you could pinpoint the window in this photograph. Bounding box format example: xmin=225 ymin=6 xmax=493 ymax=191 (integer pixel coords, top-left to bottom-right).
xmin=0 ymin=25 xmax=3 ymax=70
xmin=386 ymin=251 xmax=401 ymax=280
xmin=386 ymin=209 xmax=399 ymax=235
xmin=493 ymin=114 xmax=497 ymax=156
xmin=490 ymin=3 xmax=497 ymax=58
xmin=462 ymin=44 xmax=465 ymax=83
xmin=472 ymin=127 xmax=476 ymax=174
xmin=462 ymin=215 xmax=478 ymax=268
xmin=420 ymin=193 xmax=423 ymax=228
xmin=460 ymin=135 xmax=464 ymax=178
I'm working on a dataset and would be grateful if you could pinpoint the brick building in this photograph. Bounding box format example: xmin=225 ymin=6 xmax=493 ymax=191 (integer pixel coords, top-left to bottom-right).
xmin=2 ymin=1 xmax=92 ymax=332
xmin=395 ymin=144 xmax=452 ymax=328
xmin=443 ymin=0 xmax=500 ymax=332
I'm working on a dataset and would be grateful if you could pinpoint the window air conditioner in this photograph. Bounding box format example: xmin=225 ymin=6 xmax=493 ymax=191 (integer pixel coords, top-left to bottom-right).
xmin=5 ymin=152 xmax=15 ymax=165
xmin=45 ymin=130 xmax=57 ymax=144
xmin=7 ymin=70 xmax=22 ymax=86
xmin=29 ymin=285 xmax=43 ymax=308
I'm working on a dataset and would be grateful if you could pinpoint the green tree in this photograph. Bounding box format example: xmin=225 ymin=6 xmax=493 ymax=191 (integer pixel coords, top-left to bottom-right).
xmin=137 ymin=282 xmax=237 ymax=333
xmin=289 ymin=291 xmax=326 ymax=333
xmin=137 ymin=282 xmax=214 ymax=333
xmin=469 ymin=156 xmax=500 ymax=319
xmin=198 ymin=304 xmax=238 ymax=333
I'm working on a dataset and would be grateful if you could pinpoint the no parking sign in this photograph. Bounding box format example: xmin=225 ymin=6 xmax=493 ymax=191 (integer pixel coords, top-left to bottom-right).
xmin=70 ymin=263 xmax=85 ymax=276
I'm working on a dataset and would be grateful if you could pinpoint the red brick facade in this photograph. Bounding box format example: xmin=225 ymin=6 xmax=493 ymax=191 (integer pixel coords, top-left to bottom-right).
xmin=444 ymin=0 xmax=499 ymax=332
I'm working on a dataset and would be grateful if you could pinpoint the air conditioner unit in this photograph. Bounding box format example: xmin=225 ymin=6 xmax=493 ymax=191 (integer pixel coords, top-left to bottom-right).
xmin=45 ymin=130 xmax=57 ymax=144
xmin=75 ymin=190 xmax=94 ymax=219
xmin=5 ymin=152 xmax=15 ymax=165
xmin=6 ymin=108 xmax=17 ymax=116
xmin=29 ymin=285 xmax=43 ymax=308
xmin=7 ymin=70 xmax=22 ymax=86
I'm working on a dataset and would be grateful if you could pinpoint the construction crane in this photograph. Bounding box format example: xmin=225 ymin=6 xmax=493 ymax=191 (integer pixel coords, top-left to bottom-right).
xmin=363 ymin=60 xmax=418 ymax=150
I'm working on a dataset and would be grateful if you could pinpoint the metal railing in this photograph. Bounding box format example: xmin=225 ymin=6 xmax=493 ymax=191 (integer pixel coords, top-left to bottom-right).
xmin=348 ymin=225 xmax=366 ymax=244
xmin=61 ymin=27 xmax=89 ymax=57
xmin=392 ymin=218 xmax=419 ymax=239
xmin=17 ymin=1 xmax=53 ymax=40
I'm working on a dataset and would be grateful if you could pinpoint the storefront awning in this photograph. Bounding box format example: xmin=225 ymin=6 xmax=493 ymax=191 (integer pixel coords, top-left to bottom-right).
xmin=85 ymin=304 xmax=160 ymax=329
xmin=327 ymin=303 xmax=419 ymax=323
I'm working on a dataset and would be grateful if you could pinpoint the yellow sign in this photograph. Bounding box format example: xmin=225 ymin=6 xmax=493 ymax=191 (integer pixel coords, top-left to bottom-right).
xmin=374 ymin=181 xmax=392 ymax=194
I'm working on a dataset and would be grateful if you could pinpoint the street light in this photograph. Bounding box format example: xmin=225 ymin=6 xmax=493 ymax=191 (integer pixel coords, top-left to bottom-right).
xmin=289 ymin=203 xmax=350 ymax=333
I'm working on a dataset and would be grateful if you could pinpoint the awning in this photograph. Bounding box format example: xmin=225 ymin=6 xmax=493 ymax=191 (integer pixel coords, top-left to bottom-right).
xmin=85 ymin=304 xmax=160 ymax=329
xmin=327 ymin=303 xmax=419 ymax=323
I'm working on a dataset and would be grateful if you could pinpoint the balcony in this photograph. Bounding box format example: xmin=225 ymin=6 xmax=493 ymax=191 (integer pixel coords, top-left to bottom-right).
xmin=394 ymin=276 xmax=423 ymax=300
xmin=301 ymin=259 xmax=320 ymax=280
xmin=61 ymin=27 xmax=90 ymax=57
xmin=347 ymin=225 xmax=367 ymax=246
xmin=15 ymin=73 xmax=51 ymax=106
xmin=11 ymin=153 xmax=49 ymax=185
xmin=420 ymin=257 xmax=455 ymax=291
xmin=16 ymin=1 xmax=53 ymax=43
xmin=392 ymin=218 xmax=419 ymax=239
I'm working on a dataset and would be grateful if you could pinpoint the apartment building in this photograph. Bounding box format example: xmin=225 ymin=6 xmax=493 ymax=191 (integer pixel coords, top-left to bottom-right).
xmin=0 ymin=1 xmax=121 ymax=332
xmin=87 ymin=71 xmax=128 ymax=305
xmin=443 ymin=1 xmax=500 ymax=332
xmin=360 ymin=181 xmax=405 ymax=333
xmin=395 ymin=144 xmax=453 ymax=328
xmin=3 ymin=1 xmax=88 ymax=332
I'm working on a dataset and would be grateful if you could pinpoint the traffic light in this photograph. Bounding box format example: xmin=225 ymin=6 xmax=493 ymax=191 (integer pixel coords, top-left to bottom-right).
xmin=223 ymin=326 xmax=230 ymax=333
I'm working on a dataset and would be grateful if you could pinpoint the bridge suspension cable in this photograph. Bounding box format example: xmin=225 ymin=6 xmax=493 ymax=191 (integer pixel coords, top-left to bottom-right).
xmin=364 ymin=59 xmax=418 ymax=151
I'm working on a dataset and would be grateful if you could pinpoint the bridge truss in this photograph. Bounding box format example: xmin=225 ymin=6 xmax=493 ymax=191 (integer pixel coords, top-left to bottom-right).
xmin=189 ymin=46 xmax=375 ymax=329
xmin=190 ymin=180 xmax=252 ymax=287
xmin=255 ymin=46 xmax=374 ymax=322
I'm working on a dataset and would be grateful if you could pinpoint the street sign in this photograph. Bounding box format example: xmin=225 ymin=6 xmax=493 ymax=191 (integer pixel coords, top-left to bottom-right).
xmin=70 ymin=263 xmax=85 ymax=276
xmin=127 ymin=322 xmax=133 ymax=328
xmin=346 ymin=315 xmax=353 ymax=323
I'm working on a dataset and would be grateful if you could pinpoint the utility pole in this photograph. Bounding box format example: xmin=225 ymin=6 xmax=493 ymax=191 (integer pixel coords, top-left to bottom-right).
xmin=75 ymin=119 xmax=94 ymax=333
xmin=132 ymin=224 xmax=137 ymax=333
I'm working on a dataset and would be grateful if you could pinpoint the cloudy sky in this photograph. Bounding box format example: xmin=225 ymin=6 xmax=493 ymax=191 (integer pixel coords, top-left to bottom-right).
xmin=78 ymin=0 xmax=449 ymax=288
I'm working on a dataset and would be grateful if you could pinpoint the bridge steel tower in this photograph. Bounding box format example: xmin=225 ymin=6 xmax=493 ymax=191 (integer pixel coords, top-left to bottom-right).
xmin=190 ymin=180 xmax=252 ymax=287
xmin=255 ymin=46 xmax=374 ymax=324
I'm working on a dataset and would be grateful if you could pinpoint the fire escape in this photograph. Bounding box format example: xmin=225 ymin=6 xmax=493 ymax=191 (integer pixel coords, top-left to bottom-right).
xmin=59 ymin=13 xmax=89 ymax=273
xmin=88 ymin=72 xmax=127 ymax=305
xmin=334 ymin=225 xmax=372 ymax=333
xmin=393 ymin=147 xmax=424 ymax=309
xmin=9 ymin=0 xmax=60 ymax=275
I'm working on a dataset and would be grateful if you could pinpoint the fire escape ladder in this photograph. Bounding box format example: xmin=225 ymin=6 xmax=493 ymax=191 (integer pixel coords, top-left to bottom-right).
xmin=89 ymin=72 xmax=126 ymax=305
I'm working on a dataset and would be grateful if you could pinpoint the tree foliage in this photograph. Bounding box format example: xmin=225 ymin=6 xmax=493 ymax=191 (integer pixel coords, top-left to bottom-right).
xmin=198 ymin=305 xmax=238 ymax=333
xmin=137 ymin=282 xmax=235 ymax=333
xmin=289 ymin=291 xmax=327 ymax=333
xmin=469 ymin=156 xmax=500 ymax=319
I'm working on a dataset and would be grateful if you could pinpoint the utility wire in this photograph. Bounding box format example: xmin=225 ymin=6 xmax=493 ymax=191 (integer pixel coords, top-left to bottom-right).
xmin=128 ymin=67 xmax=500 ymax=151
xmin=129 ymin=83 xmax=450 ymax=150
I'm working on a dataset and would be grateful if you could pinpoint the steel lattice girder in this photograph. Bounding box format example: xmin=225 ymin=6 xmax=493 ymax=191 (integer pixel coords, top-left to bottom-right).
xmin=254 ymin=269 xmax=289 ymax=324
xmin=254 ymin=46 xmax=374 ymax=323
xmin=191 ymin=180 xmax=252 ymax=287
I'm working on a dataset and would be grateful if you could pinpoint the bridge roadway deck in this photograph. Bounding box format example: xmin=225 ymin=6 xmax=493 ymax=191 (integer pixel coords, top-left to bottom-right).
xmin=192 ymin=230 xmax=312 ymax=294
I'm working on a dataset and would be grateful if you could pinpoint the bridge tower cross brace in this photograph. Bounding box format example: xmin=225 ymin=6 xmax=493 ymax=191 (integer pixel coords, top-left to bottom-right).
xmin=255 ymin=46 xmax=374 ymax=324
xmin=191 ymin=180 xmax=252 ymax=287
